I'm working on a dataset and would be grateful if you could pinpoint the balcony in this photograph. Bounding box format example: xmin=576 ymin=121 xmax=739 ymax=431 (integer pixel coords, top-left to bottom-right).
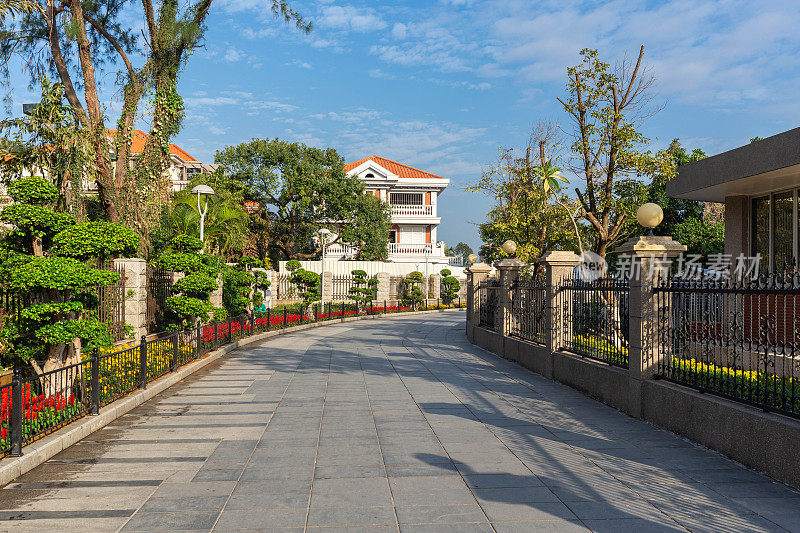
xmin=389 ymin=243 xmax=434 ymax=255
xmin=390 ymin=204 xmax=434 ymax=217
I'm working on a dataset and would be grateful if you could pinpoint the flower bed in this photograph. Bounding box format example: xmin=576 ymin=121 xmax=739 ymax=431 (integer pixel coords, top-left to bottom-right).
xmin=1 ymin=384 xmax=81 ymax=451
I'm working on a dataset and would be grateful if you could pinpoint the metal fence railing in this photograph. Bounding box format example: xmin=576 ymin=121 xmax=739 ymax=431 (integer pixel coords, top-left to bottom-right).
xmin=510 ymin=279 xmax=548 ymax=344
xmin=0 ymin=299 xmax=464 ymax=456
xmin=478 ymin=279 xmax=501 ymax=331
xmin=557 ymin=276 xmax=630 ymax=368
xmin=655 ymin=272 xmax=800 ymax=418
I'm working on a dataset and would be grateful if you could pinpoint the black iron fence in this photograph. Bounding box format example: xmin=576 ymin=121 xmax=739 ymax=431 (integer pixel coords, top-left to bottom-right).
xmin=0 ymin=299 xmax=464 ymax=457
xmin=86 ymin=262 xmax=126 ymax=342
xmin=146 ymin=267 xmax=172 ymax=333
xmin=478 ymin=279 xmax=501 ymax=330
xmin=509 ymin=278 xmax=548 ymax=344
xmin=655 ymin=272 xmax=800 ymax=418
xmin=557 ymin=276 xmax=630 ymax=368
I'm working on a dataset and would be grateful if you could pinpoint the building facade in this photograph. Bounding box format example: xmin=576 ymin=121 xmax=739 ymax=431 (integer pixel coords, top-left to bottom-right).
xmin=667 ymin=127 xmax=800 ymax=272
xmin=329 ymin=155 xmax=453 ymax=266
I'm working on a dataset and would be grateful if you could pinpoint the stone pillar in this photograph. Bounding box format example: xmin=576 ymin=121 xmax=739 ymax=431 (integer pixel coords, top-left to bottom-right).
xmin=210 ymin=275 xmax=223 ymax=310
xmin=429 ymin=273 xmax=441 ymax=301
xmin=376 ymin=272 xmax=390 ymax=304
xmin=537 ymin=252 xmax=580 ymax=354
xmin=465 ymin=263 xmax=492 ymax=326
xmin=495 ymin=258 xmax=525 ymax=337
xmin=322 ymin=271 xmax=333 ymax=303
xmin=615 ymin=235 xmax=686 ymax=418
xmin=114 ymin=258 xmax=147 ymax=340
xmin=724 ymin=195 xmax=748 ymax=260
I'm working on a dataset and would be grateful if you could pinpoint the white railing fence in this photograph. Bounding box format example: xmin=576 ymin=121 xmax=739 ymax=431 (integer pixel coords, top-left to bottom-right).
xmin=390 ymin=204 xmax=434 ymax=217
xmin=388 ymin=243 xmax=433 ymax=255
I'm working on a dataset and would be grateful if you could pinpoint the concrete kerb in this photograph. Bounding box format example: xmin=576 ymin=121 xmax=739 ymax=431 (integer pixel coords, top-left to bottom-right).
xmin=0 ymin=307 xmax=464 ymax=487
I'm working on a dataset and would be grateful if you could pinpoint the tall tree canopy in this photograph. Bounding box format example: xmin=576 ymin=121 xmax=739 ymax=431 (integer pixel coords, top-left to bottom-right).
xmin=0 ymin=0 xmax=309 ymax=247
xmin=214 ymin=138 xmax=391 ymax=261
xmin=557 ymin=46 xmax=669 ymax=257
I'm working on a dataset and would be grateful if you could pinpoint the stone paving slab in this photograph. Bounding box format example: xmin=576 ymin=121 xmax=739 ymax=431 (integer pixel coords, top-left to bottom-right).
xmin=1 ymin=311 xmax=799 ymax=532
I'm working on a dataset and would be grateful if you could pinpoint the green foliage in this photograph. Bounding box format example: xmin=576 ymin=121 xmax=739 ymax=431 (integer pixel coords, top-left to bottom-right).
xmin=7 ymin=175 xmax=59 ymax=205
xmin=173 ymin=273 xmax=217 ymax=299
xmin=11 ymin=256 xmax=119 ymax=292
xmin=222 ymin=267 xmax=255 ymax=317
xmin=289 ymin=268 xmax=320 ymax=306
xmin=52 ymin=222 xmax=139 ymax=261
xmin=214 ymin=138 xmax=390 ymax=260
xmin=238 ymin=256 xmax=263 ymax=269
xmin=441 ymin=273 xmax=461 ymax=304
xmin=286 ymin=259 xmax=301 ymax=272
xmin=0 ymin=203 xmax=74 ymax=242
xmin=402 ymin=271 xmax=425 ymax=310
xmin=673 ymin=218 xmax=724 ymax=259
xmin=446 ymin=243 xmax=473 ymax=260
xmin=347 ymin=270 xmax=378 ymax=310
xmin=171 ymin=234 xmax=203 ymax=253
xmin=155 ymin=252 xmax=204 ymax=273
xmin=164 ymin=296 xmax=214 ymax=326
xmin=640 ymin=139 xmax=721 ymax=258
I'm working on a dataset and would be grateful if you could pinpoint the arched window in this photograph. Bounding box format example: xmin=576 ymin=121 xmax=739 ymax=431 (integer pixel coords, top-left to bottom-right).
xmin=365 ymin=173 xmax=375 ymax=178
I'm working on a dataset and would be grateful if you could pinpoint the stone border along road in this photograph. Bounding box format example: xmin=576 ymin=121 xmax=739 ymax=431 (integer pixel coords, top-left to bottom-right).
xmin=0 ymin=311 xmax=799 ymax=532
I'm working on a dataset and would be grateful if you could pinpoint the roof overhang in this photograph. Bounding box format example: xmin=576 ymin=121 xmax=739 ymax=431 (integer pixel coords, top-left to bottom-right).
xmin=667 ymin=127 xmax=800 ymax=202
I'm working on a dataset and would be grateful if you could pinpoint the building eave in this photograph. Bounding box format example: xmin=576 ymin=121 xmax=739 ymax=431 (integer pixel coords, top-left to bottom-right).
xmin=667 ymin=127 xmax=800 ymax=202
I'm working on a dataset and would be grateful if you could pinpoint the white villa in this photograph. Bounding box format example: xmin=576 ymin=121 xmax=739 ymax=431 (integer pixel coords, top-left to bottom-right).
xmin=325 ymin=155 xmax=455 ymax=267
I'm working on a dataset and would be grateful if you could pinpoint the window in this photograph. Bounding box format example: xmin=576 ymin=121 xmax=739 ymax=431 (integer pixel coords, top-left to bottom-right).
xmin=365 ymin=173 xmax=375 ymax=178
xmin=390 ymin=192 xmax=423 ymax=205
xmin=751 ymin=191 xmax=798 ymax=271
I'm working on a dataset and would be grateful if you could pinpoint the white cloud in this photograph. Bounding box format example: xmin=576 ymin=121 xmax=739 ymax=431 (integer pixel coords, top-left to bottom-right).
xmin=224 ymin=48 xmax=246 ymax=62
xmin=318 ymin=5 xmax=387 ymax=33
xmin=391 ymin=22 xmax=407 ymax=40
xmin=368 ymin=69 xmax=397 ymax=80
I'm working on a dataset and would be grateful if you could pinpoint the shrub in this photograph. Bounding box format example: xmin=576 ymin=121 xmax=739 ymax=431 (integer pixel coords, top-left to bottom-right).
xmin=440 ymin=269 xmax=461 ymax=304
xmin=52 ymin=221 xmax=139 ymax=262
xmin=348 ymin=270 xmax=378 ymax=311
xmin=402 ymin=271 xmax=425 ymax=310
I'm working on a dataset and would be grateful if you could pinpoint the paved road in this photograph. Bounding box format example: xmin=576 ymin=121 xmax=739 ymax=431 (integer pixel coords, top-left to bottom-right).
xmin=1 ymin=311 xmax=799 ymax=532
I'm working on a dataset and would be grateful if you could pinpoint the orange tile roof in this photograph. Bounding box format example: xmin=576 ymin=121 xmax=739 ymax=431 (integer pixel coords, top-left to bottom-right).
xmin=107 ymin=129 xmax=197 ymax=162
xmin=344 ymin=155 xmax=444 ymax=179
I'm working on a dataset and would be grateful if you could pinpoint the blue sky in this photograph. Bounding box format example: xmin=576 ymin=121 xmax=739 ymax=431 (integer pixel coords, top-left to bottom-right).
xmin=10 ymin=0 xmax=800 ymax=251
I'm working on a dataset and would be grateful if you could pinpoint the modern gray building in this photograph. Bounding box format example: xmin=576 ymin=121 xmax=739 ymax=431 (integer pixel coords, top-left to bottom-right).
xmin=667 ymin=127 xmax=800 ymax=270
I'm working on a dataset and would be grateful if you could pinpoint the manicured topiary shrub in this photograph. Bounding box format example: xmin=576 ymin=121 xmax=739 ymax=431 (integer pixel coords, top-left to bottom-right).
xmin=155 ymin=235 xmax=220 ymax=330
xmin=402 ymin=271 xmax=425 ymax=310
xmin=348 ymin=270 xmax=377 ymax=312
xmin=290 ymin=268 xmax=320 ymax=307
xmin=440 ymin=269 xmax=461 ymax=304
xmin=223 ymin=267 xmax=255 ymax=317
xmin=52 ymin=221 xmax=139 ymax=263
xmin=0 ymin=176 xmax=133 ymax=377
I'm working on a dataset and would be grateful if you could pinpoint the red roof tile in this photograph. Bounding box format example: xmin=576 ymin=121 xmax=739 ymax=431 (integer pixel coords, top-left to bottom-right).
xmin=107 ymin=129 xmax=197 ymax=162
xmin=344 ymin=155 xmax=444 ymax=179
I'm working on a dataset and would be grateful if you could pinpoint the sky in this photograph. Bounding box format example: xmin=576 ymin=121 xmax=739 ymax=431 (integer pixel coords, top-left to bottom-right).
xmin=8 ymin=0 xmax=800 ymax=252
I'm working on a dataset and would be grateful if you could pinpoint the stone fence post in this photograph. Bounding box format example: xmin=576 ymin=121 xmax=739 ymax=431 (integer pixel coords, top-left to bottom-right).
xmin=496 ymin=258 xmax=525 ymax=337
xmin=376 ymin=272 xmax=390 ymax=304
xmin=537 ymin=252 xmax=580 ymax=359
xmin=615 ymin=235 xmax=686 ymax=418
xmin=114 ymin=258 xmax=147 ymax=340
xmin=322 ymin=271 xmax=333 ymax=303
xmin=429 ymin=274 xmax=441 ymax=301
xmin=465 ymin=263 xmax=492 ymax=328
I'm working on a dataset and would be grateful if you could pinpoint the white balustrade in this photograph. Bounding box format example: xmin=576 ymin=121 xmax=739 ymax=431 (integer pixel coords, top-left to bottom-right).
xmin=390 ymin=204 xmax=434 ymax=217
xmin=388 ymin=243 xmax=434 ymax=255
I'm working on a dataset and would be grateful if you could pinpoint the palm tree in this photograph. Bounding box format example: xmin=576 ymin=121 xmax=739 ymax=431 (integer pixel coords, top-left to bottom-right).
xmin=171 ymin=195 xmax=248 ymax=257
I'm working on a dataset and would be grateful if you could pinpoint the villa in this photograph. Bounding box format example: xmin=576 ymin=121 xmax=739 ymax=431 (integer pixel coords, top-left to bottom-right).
xmin=325 ymin=155 xmax=455 ymax=267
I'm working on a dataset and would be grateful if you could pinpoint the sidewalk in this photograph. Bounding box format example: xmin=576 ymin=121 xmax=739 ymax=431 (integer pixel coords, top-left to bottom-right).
xmin=0 ymin=312 xmax=798 ymax=532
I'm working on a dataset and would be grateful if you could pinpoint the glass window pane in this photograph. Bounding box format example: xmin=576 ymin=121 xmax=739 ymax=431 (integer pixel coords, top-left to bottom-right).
xmin=751 ymin=196 xmax=770 ymax=271
xmin=774 ymin=192 xmax=793 ymax=270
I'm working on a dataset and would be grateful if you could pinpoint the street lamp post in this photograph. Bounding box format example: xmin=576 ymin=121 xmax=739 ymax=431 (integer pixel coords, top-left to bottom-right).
xmin=317 ymin=228 xmax=331 ymax=303
xmin=192 ymin=184 xmax=215 ymax=243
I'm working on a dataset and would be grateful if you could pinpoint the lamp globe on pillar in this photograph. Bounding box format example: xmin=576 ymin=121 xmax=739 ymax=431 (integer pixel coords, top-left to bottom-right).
xmin=191 ymin=184 xmax=215 ymax=243
xmin=467 ymin=253 xmax=478 ymax=265
xmin=501 ymin=239 xmax=517 ymax=257
xmin=637 ymin=202 xmax=664 ymax=235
